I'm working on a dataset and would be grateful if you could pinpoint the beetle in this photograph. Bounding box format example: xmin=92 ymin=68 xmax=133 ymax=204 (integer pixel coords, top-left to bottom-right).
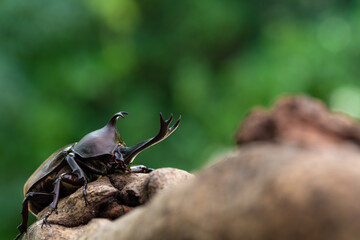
xmin=14 ymin=111 xmax=181 ymax=240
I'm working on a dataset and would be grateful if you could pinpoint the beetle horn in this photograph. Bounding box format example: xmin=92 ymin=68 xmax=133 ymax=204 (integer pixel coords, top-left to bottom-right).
xmin=108 ymin=111 xmax=128 ymax=127
xmin=122 ymin=113 xmax=181 ymax=165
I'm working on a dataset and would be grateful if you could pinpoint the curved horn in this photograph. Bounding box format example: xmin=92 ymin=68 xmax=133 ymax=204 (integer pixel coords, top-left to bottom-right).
xmin=122 ymin=113 xmax=181 ymax=165
xmin=108 ymin=111 xmax=128 ymax=127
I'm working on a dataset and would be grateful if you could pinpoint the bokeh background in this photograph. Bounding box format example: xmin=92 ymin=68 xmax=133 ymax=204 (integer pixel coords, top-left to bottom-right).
xmin=1 ymin=0 xmax=360 ymax=239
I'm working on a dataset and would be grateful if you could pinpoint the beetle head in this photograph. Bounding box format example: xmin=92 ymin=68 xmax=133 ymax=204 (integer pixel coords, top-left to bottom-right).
xmin=73 ymin=112 xmax=128 ymax=157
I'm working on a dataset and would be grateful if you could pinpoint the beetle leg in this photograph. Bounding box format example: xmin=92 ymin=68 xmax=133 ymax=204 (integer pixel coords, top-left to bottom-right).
xmin=65 ymin=153 xmax=89 ymax=205
xmin=129 ymin=165 xmax=154 ymax=173
xmin=42 ymin=172 xmax=85 ymax=228
xmin=15 ymin=192 xmax=53 ymax=240
xmin=121 ymin=113 xmax=181 ymax=165
xmin=112 ymin=147 xmax=127 ymax=171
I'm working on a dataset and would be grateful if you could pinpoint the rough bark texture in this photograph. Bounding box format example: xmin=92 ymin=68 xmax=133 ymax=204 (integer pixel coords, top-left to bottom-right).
xmin=93 ymin=143 xmax=360 ymax=240
xmin=24 ymin=95 xmax=360 ymax=240
xmin=24 ymin=219 xmax=110 ymax=240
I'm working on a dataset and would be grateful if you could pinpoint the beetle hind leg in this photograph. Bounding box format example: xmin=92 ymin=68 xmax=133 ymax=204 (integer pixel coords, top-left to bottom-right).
xmin=15 ymin=192 xmax=53 ymax=240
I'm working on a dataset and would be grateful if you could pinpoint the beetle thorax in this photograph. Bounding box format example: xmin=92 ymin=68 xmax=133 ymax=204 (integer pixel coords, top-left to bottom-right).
xmin=72 ymin=125 xmax=123 ymax=158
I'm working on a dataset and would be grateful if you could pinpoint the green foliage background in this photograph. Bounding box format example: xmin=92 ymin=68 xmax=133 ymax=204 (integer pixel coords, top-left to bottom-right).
xmin=1 ymin=0 xmax=360 ymax=239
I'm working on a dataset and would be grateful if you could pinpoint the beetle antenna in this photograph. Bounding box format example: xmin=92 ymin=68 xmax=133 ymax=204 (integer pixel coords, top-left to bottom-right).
xmin=108 ymin=112 xmax=128 ymax=127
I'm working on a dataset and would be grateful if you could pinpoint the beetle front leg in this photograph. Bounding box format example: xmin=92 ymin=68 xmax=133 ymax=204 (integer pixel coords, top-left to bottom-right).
xmin=65 ymin=153 xmax=89 ymax=205
xmin=129 ymin=165 xmax=154 ymax=173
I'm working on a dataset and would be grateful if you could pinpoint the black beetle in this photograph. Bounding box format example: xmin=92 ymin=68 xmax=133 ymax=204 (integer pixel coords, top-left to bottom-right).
xmin=14 ymin=112 xmax=181 ymax=240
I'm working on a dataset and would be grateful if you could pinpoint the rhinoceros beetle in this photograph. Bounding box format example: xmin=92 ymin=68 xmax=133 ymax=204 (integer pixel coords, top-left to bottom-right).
xmin=14 ymin=112 xmax=181 ymax=240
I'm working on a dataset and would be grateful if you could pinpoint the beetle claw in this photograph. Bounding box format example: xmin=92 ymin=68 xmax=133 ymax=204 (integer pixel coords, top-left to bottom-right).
xmin=84 ymin=196 xmax=90 ymax=206
xmin=41 ymin=215 xmax=52 ymax=229
xmin=41 ymin=207 xmax=56 ymax=229
xmin=41 ymin=221 xmax=51 ymax=229
xmin=16 ymin=223 xmax=27 ymax=239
